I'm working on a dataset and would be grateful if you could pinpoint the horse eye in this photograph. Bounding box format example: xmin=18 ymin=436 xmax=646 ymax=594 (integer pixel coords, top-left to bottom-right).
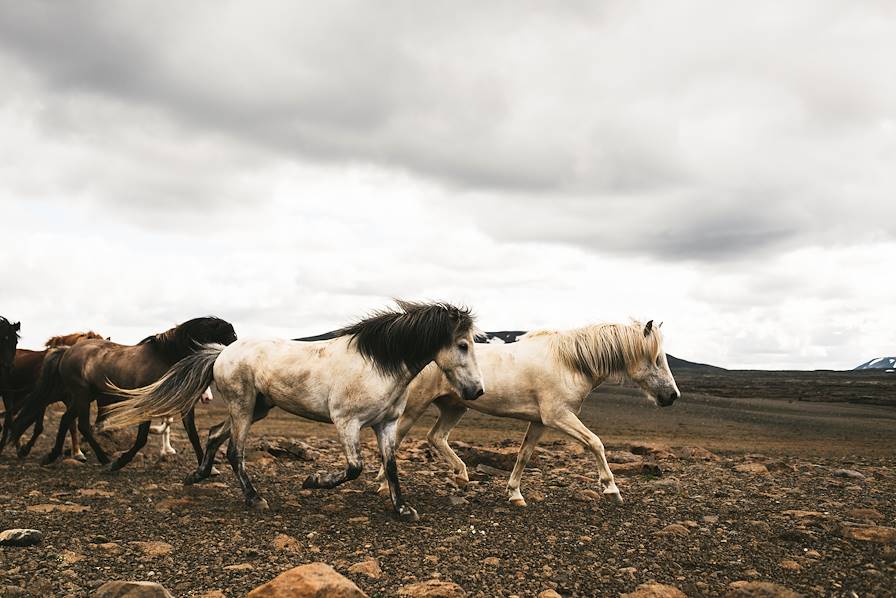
xmin=458 ymin=341 xmax=469 ymax=353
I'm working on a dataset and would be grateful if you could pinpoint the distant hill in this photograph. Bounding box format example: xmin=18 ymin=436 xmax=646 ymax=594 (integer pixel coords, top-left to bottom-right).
xmin=666 ymin=355 xmax=726 ymax=372
xmin=855 ymin=357 xmax=896 ymax=372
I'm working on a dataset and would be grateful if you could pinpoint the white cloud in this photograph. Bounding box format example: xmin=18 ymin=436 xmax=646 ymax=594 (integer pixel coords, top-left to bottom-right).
xmin=1 ymin=1 xmax=894 ymax=369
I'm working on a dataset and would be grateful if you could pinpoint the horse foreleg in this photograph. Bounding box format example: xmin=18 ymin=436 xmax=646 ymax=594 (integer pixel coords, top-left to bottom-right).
xmin=506 ymin=421 xmax=546 ymax=507
xmin=373 ymin=418 xmax=418 ymax=522
xmin=426 ymin=398 xmax=470 ymax=489
xmin=104 ymin=421 xmax=150 ymax=471
xmin=375 ymin=393 xmax=433 ymax=492
xmin=544 ymin=410 xmax=622 ymax=503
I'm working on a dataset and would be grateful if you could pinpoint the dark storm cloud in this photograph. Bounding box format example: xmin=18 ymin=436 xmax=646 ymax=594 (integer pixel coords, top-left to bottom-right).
xmin=1 ymin=2 xmax=894 ymax=262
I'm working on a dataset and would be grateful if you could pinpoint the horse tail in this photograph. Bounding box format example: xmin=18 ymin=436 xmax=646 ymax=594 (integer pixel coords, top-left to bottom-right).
xmin=101 ymin=344 xmax=224 ymax=430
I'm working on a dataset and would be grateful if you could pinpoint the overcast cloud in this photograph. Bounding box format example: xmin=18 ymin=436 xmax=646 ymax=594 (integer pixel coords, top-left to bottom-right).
xmin=1 ymin=1 xmax=893 ymax=369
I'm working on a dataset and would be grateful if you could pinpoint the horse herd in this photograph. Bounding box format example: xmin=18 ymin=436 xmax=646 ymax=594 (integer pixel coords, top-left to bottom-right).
xmin=0 ymin=302 xmax=679 ymax=521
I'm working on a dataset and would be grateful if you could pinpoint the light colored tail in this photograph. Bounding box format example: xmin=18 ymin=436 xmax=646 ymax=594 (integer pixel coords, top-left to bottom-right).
xmin=102 ymin=344 xmax=224 ymax=430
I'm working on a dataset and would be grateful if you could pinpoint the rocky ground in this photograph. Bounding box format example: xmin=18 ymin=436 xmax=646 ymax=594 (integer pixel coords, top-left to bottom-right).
xmin=1 ymin=391 xmax=895 ymax=597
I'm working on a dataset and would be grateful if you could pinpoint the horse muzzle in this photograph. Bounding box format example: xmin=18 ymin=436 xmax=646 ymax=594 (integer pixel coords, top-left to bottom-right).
xmin=462 ymin=385 xmax=485 ymax=401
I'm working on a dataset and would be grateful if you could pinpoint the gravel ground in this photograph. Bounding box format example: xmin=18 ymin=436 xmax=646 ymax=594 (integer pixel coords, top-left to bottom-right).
xmin=1 ymin=432 xmax=894 ymax=596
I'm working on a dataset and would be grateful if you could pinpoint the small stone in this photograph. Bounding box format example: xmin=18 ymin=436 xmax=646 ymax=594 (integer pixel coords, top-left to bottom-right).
xmin=846 ymin=508 xmax=883 ymax=522
xmin=348 ymin=516 xmax=369 ymax=524
xmin=398 ymin=579 xmax=466 ymax=597
xmin=621 ymin=582 xmax=687 ymax=598
xmin=538 ymin=591 xmax=562 ymax=598
xmin=575 ymin=489 xmax=601 ymax=501
xmin=272 ymin=533 xmax=301 ymax=553
xmin=702 ymin=515 xmax=719 ymax=524
xmin=483 ymin=556 xmax=501 ymax=566
xmin=130 ymin=541 xmax=173 ymax=558
xmin=475 ymin=464 xmax=508 ymax=477
xmin=656 ymin=523 xmax=690 ymax=537
xmin=93 ymin=580 xmax=174 ymax=598
xmin=779 ymin=559 xmax=801 ymax=572
xmin=832 ymin=469 xmax=865 ymax=480
xmin=224 ymin=563 xmax=254 ymax=571
xmin=674 ymin=446 xmax=720 ymax=461
xmin=726 ymin=580 xmax=801 ymax=597
xmin=734 ymin=463 xmax=769 ymax=475
xmin=248 ymin=563 xmax=367 ymax=597
xmin=606 ymin=451 xmax=641 ymax=464
xmin=0 ymin=529 xmax=43 ymax=547
xmin=61 ymin=550 xmax=85 ymax=564
xmin=528 ymin=491 xmax=546 ymax=502
xmin=448 ymin=496 xmax=468 ymax=506
xmin=348 ymin=558 xmax=382 ymax=579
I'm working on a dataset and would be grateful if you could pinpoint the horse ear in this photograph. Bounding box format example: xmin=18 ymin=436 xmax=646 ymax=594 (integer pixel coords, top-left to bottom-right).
xmin=643 ymin=320 xmax=653 ymax=337
xmin=13 ymin=322 xmax=20 ymax=331
xmin=106 ymin=337 xmax=111 ymax=341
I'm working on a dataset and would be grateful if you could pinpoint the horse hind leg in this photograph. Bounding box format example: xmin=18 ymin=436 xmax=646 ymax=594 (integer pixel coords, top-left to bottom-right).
xmin=303 ymin=420 xmax=363 ymax=490
xmin=224 ymin=396 xmax=267 ymax=511
xmin=426 ymin=397 xmax=470 ymax=489
xmin=506 ymin=421 xmax=546 ymax=507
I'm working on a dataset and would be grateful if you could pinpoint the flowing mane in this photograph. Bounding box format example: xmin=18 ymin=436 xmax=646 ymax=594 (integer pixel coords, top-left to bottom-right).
xmin=139 ymin=316 xmax=236 ymax=362
xmin=45 ymin=331 xmax=104 ymax=348
xmin=339 ymin=300 xmax=475 ymax=376
xmin=544 ymin=321 xmax=663 ymax=380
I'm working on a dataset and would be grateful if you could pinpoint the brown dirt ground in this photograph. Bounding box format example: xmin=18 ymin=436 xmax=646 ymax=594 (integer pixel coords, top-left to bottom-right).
xmin=1 ymin=374 xmax=895 ymax=597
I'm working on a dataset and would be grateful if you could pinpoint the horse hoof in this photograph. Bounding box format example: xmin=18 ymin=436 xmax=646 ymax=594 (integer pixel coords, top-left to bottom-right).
xmin=72 ymin=453 xmax=88 ymax=463
xmin=509 ymin=497 xmax=528 ymax=507
xmin=302 ymin=475 xmax=319 ymax=489
xmin=248 ymin=497 xmax=269 ymax=511
xmin=398 ymin=506 xmax=419 ymax=522
xmin=210 ymin=466 xmax=221 ymax=476
xmin=183 ymin=472 xmax=202 ymax=486
xmin=376 ymin=481 xmax=390 ymax=495
xmin=604 ymin=490 xmax=624 ymax=505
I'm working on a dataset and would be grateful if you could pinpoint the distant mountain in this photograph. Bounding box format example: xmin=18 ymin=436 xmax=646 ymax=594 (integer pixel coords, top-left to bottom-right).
xmin=855 ymin=357 xmax=896 ymax=372
xmin=666 ymin=355 xmax=726 ymax=372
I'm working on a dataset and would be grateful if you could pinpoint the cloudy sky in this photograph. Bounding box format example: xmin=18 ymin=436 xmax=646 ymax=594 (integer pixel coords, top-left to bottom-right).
xmin=1 ymin=1 xmax=894 ymax=369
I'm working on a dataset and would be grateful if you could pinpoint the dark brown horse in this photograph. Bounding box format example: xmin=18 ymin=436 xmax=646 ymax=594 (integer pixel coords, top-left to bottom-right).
xmin=0 ymin=330 xmax=106 ymax=459
xmin=20 ymin=316 xmax=236 ymax=470
xmin=0 ymin=317 xmax=21 ymax=436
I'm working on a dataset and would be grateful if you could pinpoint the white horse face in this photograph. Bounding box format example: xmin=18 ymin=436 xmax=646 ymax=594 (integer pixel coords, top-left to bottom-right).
xmin=434 ymin=328 xmax=485 ymax=402
xmin=627 ymin=321 xmax=680 ymax=407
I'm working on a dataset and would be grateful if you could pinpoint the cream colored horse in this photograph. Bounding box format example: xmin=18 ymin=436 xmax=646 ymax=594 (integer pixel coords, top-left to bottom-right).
xmin=378 ymin=320 xmax=679 ymax=505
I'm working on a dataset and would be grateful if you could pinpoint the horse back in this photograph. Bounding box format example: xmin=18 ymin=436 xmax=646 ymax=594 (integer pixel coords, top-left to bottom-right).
xmin=60 ymin=340 xmax=172 ymax=395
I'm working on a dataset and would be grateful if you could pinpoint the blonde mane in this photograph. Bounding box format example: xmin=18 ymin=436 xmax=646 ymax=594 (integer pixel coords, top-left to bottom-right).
xmin=545 ymin=321 xmax=662 ymax=380
xmin=45 ymin=330 xmax=105 ymax=348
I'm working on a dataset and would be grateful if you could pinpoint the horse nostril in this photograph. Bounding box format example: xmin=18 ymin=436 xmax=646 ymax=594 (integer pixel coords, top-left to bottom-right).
xmin=474 ymin=387 xmax=485 ymax=399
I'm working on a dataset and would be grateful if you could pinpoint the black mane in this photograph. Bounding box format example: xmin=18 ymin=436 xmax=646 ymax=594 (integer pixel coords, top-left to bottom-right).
xmin=140 ymin=316 xmax=236 ymax=362
xmin=338 ymin=301 xmax=474 ymax=377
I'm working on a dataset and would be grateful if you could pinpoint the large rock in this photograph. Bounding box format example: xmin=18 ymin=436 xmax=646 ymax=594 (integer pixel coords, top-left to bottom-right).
xmin=726 ymin=581 xmax=802 ymax=597
xmin=734 ymin=463 xmax=769 ymax=475
xmin=247 ymin=563 xmax=367 ymax=598
xmin=92 ymin=581 xmax=174 ymax=598
xmin=841 ymin=525 xmax=896 ymax=544
xmin=0 ymin=529 xmax=43 ymax=547
xmin=622 ymin=582 xmax=687 ymax=598
xmin=398 ymin=580 xmax=467 ymax=597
